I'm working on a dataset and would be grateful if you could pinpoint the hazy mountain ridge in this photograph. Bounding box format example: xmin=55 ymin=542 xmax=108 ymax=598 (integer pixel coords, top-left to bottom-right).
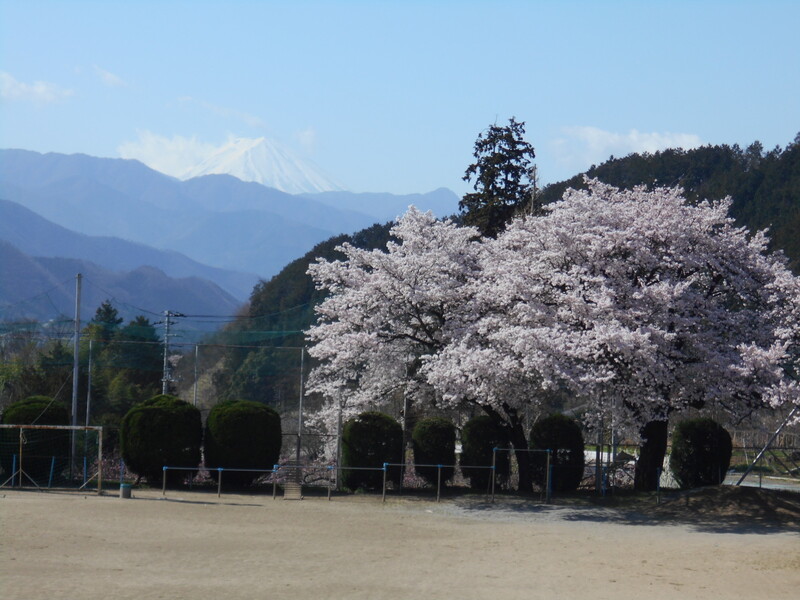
xmin=0 ymin=198 xmax=259 ymax=300
xmin=303 ymin=188 xmax=460 ymax=222
xmin=0 ymin=240 xmax=240 ymax=325
xmin=0 ymin=149 xmax=456 ymax=283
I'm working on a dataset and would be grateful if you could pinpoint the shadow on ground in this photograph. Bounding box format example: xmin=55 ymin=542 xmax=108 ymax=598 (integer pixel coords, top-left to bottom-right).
xmin=453 ymin=486 xmax=800 ymax=535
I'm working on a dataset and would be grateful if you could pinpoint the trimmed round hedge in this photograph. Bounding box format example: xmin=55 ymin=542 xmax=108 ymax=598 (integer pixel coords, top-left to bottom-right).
xmin=460 ymin=415 xmax=510 ymax=491
xmin=669 ymin=418 xmax=732 ymax=489
xmin=120 ymin=394 xmax=202 ymax=486
xmin=204 ymin=400 xmax=282 ymax=487
xmin=529 ymin=414 xmax=585 ymax=493
xmin=0 ymin=396 xmax=70 ymax=482
xmin=341 ymin=411 xmax=402 ymax=491
xmin=411 ymin=417 xmax=456 ymax=486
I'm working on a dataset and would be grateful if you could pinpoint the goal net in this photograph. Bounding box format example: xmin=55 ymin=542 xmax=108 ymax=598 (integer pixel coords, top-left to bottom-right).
xmin=0 ymin=424 xmax=103 ymax=493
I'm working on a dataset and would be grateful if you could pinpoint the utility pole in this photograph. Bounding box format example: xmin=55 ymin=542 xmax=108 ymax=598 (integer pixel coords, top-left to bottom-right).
xmin=70 ymin=273 xmax=82 ymax=469
xmin=295 ymin=346 xmax=305 ymax=463
xmin=159 ymin=310 xmax=184 ymax=394
xmin=192 ymin=344 xmax=199 ymax=407
xmin=528 ymin=164 xmax=540 ymax=216
xmin=85 ymin=339 xmax=93 ymax=426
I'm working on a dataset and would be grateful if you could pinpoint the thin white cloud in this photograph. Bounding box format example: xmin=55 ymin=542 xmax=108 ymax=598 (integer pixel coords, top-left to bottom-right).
xmin=294 ymin=126 xmax=317 ymax=154
xmin=0 ymin=72 xmax=74 ymax=103
xmin=93 ymin=65 xmax=127 ymax=88
xmin=552 ymin=126 xmax=703 ymax=174
xmin=177 ymin=96 xmax=267 ymax=129
xmin=117 ymin=131 xmax=218 ymax=177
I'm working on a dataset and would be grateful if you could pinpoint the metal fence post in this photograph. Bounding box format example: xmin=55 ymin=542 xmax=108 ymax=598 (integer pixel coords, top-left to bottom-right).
xmin=382 ymin=463 xmax=388 ymax=503
xmin=97 ymin=427 xmax=103 ymax=495
xmin=491 ymin=448 xmax=497 ymax=503
xmin=217 ymin=468 xmax=223 ymax=497
xmin=437 ymin=465 xmax=442 ymax=503
xmin=656 ymin=467 xmax=662 ymax=504
xmin=545 ymin=449 xmax=552 ymax=504
xmin=162 ymin=466 xmax=167 ymax=495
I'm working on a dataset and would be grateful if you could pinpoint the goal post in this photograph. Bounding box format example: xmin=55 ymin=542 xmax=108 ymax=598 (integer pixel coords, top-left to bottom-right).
xmin=0 ymin=424 xmax=103 ymax=494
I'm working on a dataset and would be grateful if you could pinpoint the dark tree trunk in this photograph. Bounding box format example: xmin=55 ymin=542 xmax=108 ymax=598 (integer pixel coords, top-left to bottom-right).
xmin=480 ymin=403 xmax=533 ymax=493
xmin=509 ymin=418 xmax=533 ymax=493
xmin=634 ymin=419 xmax=669 ymax=491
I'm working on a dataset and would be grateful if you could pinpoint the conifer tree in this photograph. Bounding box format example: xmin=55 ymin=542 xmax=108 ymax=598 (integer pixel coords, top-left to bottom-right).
xmin=460 ymin=117 xmax=536 ymax=237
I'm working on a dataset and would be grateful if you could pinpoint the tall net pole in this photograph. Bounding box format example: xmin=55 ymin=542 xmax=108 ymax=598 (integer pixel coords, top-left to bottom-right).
xmin=295 ymin=346 xmax=305 ymax=463
xmin=70 ymin=273 xmax=82 ymax=472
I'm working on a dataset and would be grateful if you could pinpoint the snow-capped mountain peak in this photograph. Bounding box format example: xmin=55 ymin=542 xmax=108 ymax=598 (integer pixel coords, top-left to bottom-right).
xmin=180 ymin=136 xmax=346 ymax=194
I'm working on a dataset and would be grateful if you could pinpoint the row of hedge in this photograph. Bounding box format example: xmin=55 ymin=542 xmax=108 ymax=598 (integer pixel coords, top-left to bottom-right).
xmin=2 ymin=394 xmax=733 ymax=491
xmin=341 ymin=412 xmax=586 ymax=492
xmin=120 ymin=395 xmax=282 ymax=486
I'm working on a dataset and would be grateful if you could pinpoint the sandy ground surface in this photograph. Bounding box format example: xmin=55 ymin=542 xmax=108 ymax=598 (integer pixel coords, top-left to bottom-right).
xmin=1 ymin=486 xmax=798 ymax=600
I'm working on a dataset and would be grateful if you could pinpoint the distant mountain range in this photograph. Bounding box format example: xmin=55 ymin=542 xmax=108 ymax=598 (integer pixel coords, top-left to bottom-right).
xmin=304 ymin=188 xmax=460 ymax=222
xmin=179 ymin=137 xmax=346 ymax=194
xmin=0 ymin=148 xmax=460 ymax=323
xmin=0 ymin=241 xmax=241 ymax=327
xmin=0 ymin=198 xmax=258 ymax=299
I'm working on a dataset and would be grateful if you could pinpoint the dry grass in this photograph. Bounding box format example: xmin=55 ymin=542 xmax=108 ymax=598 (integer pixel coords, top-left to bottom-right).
xmin=1 ymin=485 xmax=798 ymax=600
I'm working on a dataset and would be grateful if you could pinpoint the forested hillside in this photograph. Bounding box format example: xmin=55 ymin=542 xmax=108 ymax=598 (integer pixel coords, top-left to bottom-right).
xmin=205 ymin=136 xmax=800 ymax=409
xmin=205 ymin=223 xmax=394 ymax=409
xmin=536 ymin=136 xmax=800 ymax=273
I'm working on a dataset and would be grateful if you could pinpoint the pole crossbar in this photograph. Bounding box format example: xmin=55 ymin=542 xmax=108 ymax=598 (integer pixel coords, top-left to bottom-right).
xmin=0 ymin=425 xmax=103 ymax=431
xmin=491 ymin=447 xmax=552 ymax=453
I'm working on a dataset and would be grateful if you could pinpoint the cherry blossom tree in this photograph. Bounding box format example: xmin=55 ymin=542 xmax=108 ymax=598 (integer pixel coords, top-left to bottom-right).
xmin=306 ymin=181 xmax=799 ymax=493
xmin=426 ymin=179 xmax=799 ymax=489
xmin=305 ymin=208 xmax=482 ymax=438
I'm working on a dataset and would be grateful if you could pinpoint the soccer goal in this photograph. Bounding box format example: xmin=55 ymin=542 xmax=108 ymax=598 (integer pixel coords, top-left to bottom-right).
xmin=0 ymin=424 xmax=103 ymax=494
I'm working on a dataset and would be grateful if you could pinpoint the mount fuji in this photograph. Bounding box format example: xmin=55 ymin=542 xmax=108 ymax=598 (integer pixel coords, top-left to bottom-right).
xmin=180 ymin=137 xmax=346 ymax=195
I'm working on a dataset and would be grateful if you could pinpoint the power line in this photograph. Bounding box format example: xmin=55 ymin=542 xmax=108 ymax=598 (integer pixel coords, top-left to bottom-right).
xmin=81 ymin=278 xmax=163 ymax=317
xmin=0 ymin=276 xmax=76 ymax=317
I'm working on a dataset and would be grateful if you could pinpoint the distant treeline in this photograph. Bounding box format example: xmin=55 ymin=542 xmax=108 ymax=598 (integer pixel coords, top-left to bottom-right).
xmin=536 ymin=137 xmax=800 ymax=273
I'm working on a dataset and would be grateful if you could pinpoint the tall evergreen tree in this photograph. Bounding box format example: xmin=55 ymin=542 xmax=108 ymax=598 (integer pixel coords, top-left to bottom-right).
xmin=460 ymin=117 xmax=536 ymax=237
xmin=87 ymin=300 xmax=123 ymax=343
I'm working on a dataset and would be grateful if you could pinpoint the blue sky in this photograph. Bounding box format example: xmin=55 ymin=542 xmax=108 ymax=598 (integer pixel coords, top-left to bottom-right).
xmin=2 ymin=0 xmax=798 ymax=195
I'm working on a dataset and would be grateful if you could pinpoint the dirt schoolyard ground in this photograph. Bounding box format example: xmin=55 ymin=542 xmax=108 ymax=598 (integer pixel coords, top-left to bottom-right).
xmin=1 ymin=486 xmax=798 ymax=599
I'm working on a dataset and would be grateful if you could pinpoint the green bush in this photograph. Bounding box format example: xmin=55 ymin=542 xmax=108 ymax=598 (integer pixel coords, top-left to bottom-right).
xmin=460 ymin=415 xmax=510 ymax=491
xmin=529 ymin=414 xmax=585 ymax=493
xmin=204 ymin=400 xmax=282 ymax=487
xmin=120 ymin=394 xmax=201 ymax=486
xmin=0 ymin=396 xmax=70 ymax=482
xmin=669 ymin=418 xmax=732 ymax=489
xmin=341 ymin=411 xmax=402 ymax=491
xmin=411 ymin=417 xmax=456 ymax=486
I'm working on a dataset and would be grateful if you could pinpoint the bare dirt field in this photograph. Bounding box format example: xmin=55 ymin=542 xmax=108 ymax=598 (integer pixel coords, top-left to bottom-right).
xmin=1 ymin=486 xmax=798 ymax=600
